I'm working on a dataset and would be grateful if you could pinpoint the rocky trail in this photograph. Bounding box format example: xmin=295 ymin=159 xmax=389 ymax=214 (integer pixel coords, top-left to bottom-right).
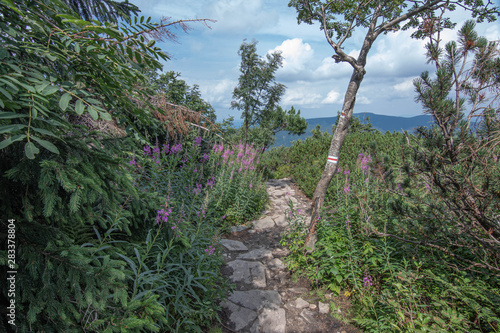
xmin=218 ymin=179 xmax=362 ymax=333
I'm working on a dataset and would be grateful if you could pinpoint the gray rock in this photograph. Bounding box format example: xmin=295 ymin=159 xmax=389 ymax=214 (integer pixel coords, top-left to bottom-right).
xmin=300 ymin=309 xmax=316 ymax=324
xmin=319 ymin=301 xmax=330 ymax=314
xmin=272 ymin=248 xmax=289 ymax=257
xmin=230 ymin=225 xmax=249 ymax=233
xmin=227 ymin=260 xmax=267 ymax=288
xmin=295 ymin=297 xmax=309 ymax=309
xmin=268 ymin=258 xmax=285 ymax=271
xmin=237 ymin=248 xmax=273 ymax=261
xmin=250 ymin=307 xmax=286 ymax=333
xmin=273 ymin=215 xmax=288 ymax=227
xmin=220 ymin=239 xmax=248 ymax=251
xmin=253 ymin=216 xmax=275 ymax=230
xmin=228 ymin=290 xmax=281 ymax=311
xmin=221 ymin=300 xmax=258 ymax=331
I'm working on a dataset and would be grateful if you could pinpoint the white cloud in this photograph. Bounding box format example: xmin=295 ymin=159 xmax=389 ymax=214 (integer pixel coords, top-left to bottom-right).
xmin=269 ymin=38 xmax=315 ymax=81
xmin=283 ymin=88 xmax=322 ymax=106
xmin=313 ymin=57 xmax=352 ymax=80
xmin=365 ymin=29 xmax=429 ymax=77
xmin=202 ymin=79 xmax=236 ymax=106
xmin=357 ymin=96 xmax=371 ymax=105
xmin=321 ymin=89 xmax=341 ymax=104
xmin=394 ymin=77 xmax=417 ymax=92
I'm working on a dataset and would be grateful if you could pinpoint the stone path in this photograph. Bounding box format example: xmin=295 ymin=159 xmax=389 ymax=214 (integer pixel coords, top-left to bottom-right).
xmin=218 ymin=179 xmax=362 ymax=333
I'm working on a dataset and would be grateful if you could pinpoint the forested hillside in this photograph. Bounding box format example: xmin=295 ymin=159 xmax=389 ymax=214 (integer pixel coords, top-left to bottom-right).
xmin=273 ymin=113 xmax=433 ymax=147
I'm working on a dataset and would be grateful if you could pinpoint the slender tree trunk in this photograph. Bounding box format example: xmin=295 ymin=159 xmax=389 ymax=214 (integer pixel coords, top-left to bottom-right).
xmin=243 ymin=106 xmax=249 ymax=149
xmin=304 ymin=34 xmax=373 ymax=251
xmin=304 ymin=70 xmax=364 ymax=250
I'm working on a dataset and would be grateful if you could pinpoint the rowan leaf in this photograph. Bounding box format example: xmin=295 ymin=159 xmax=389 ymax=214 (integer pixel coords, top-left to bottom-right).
xmin=59 ymin=92 xmax=72 ymax=111
xmin=24 ymin=141 xmax=40 ymax=159
xmin=31 ymin=135 xmax=59 ymax=154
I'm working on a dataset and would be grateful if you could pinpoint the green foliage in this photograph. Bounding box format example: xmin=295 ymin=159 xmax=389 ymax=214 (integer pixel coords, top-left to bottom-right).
xmin=150 ymin=71 xmax=217 ymax=122
xmin=259 ymin=145 xmax=291 ymax=179
xmin=284 ymin=126 xmax=406 ymax=198
xmin=0 ymin=1 xmax=239 ymax=331
xmin=0 ymin=0 xmax=169 ymax=159
xmin=62 ymin=0 xmax=140 ymax=23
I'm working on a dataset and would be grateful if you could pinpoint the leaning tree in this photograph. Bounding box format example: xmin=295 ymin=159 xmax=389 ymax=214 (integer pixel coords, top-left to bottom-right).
xmin=288 ymin=0 xmax=499 ymax=250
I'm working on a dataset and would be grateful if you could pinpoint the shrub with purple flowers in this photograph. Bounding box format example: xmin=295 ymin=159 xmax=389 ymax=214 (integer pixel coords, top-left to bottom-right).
xmin=207 ymin=141 xmax=268 ymax=224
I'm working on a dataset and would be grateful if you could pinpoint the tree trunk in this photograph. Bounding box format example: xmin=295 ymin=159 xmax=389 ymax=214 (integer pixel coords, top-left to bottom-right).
xmin=304 ymin=70 xmax=364 ymax=250
xmin=243 ymin=106 xmax=249 ymax=149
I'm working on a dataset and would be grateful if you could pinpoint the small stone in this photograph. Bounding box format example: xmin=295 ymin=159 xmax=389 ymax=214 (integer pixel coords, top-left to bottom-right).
xmin=253 ymin=216 xmax=275 ymax=230
xmin=295 ymin=297 xmax=309 ymax=309
xmin=220 ymin=239 xmax=248 ymax=251
xmin=272 ymin=248 xmax=289 ymax=257
xmin=230 ymin=225 xmax=249 ymax=233
xmin=248 ymin=229 xmax=256 ymax=234
xmin=319 ymin=302 xmax=330 ymax=314
xmin=273 ymin=215 xmax=288 ymax=227
xmin=300 ymin=309 xmax=315 ymax=324
xmin=268 ymin=258 xmax=285 ymax=271
xmin=237 ymin=248 xmax=273 ymax=261
xmin=309 ymin=304 xmax=317 ymax=310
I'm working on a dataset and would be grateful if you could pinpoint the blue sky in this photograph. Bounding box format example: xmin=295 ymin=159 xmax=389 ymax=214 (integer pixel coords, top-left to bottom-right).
xmin=129 ymin=0 xmax=499 ymax=121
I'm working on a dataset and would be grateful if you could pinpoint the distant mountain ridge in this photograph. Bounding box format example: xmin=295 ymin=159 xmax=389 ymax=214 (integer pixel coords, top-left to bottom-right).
xmin=273 ymin=112 xmax=433 ymax=147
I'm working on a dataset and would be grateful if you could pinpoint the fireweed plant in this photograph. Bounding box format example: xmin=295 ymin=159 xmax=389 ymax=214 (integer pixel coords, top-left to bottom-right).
xmin=207 ymin=141 xmax=268 ymax=225
xmin=279 ymin=130 xmax=500 ymax=332
xmin=117 ymin=135 xmax=267 ymax=331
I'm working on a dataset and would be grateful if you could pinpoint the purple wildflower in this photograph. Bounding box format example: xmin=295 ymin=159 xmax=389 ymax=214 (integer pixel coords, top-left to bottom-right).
xmin=162 ymin=143 xmax=170 ymax=155
xmin=204 ymin=245 xmax=215 ymax=255
xmin=170 ymin=143 xmax=183 ymax=154
xmin=345 ymin=218 xmax=351 ymax=230
xmin=201 ymin=153 xmax=210 ymax=163
xmin=249 ymin=182 xmax=253 ymax=189
xmin=344 ymin=169 xmax=350 ymax=175
xmin=193 ymin=183 xmax=203 ymax=195
xmin=143 ymin=145 xmax=151 ymax=156
xmin=206 ymin=176 xmax=215 ymax=188
xmin=363 ymin=275 xmax=373 ymax=287
xmin=155 ymin=207 xmax=172 ymax=225
xmin=194 ymin=136 xmax=202 ymax=147
xmin=128 ymin=158 xmax=136 ymax=166
xmin=344 ymin=186 xmax=351 ymax=194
